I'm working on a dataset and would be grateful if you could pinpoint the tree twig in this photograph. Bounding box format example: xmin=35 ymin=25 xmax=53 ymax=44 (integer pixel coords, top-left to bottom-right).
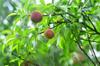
xmin=76 ymin=38 xmax=96 ymax=66
xmin=87 ymin=34 xmax=100 ymax=64
xmin=81 ymin=13 xmax=100 ymax=35
xmin=43 ymin=12 xmax=77 ymax=18
xmin=71 ymin=30 xmax=96 ymax=65
xmin=83 ymin=12 xmax=97 ymax=32
xmin=71 ymin=25 xmax=96 ymax=65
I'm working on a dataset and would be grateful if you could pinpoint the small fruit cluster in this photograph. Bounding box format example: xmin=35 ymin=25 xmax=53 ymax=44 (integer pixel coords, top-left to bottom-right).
xmin=31 ymin=11 xmax=54 ymax=39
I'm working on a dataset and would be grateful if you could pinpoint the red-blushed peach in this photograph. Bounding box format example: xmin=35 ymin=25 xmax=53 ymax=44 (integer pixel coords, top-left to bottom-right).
xmin=31 ymin=11 xmax=42 ymax=23
xmin=44 ymin=29 xmax=54 ymax=39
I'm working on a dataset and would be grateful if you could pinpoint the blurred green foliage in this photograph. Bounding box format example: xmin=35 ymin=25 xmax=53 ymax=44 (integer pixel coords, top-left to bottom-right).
xmin=0 ymin=0 xmax=100 ymax=66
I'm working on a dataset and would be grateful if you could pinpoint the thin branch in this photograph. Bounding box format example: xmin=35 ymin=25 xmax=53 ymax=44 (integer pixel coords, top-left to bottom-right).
xmin=52 ymin=0 xmax=54 ymax=4
xmin=81 ymin=13 xmax=100 ymax=35
xmin=76 ymin=38 xmax=96 ymax=65
xmin=87 ymin=34 xmax=100 ymax=64
xmin=81 ymin=22 xmax=100 ymax=34
xmin=83 ymin=12 xmax=97 ymax=32
xmin=43 ymin=12 xmax=77 ymax=18
xmin=80 ymin=37 xmax=100 ymax=43
xmin=60 ymin=14 xmax=72 ymax=23
xmin=12 ymin=52 xmax=24 ymax=60
xmin=71 ymin=30 xmax=96 ymax=65
xmin=81 ymin=13 xmax=100 ymax=64
xmin=38 ymin=21 xmax=66 ymax=34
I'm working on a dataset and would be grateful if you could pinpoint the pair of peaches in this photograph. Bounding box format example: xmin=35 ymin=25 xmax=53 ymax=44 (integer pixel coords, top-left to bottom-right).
xmin=31 ymin=11 xmax=54 ymax=39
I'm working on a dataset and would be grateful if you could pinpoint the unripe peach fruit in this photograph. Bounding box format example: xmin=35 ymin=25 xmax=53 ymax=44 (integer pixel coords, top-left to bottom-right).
xmin=44 ymin=29 xmax=54 ymax=39
xmin=31 ymin=11 xmax=42 ymax=23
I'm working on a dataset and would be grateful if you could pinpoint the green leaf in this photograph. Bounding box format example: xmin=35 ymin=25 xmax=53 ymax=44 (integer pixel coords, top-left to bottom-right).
xmin=7 ymin=13 xmax=17 ymax=19
xmin=96 ymin=21 xmax=100 ymax=32
xmin=40 ymin=0 xmax=45 ymax=5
